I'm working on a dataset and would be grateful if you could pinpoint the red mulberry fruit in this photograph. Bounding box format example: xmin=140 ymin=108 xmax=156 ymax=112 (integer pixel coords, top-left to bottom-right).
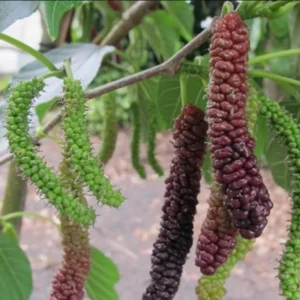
xmin=195 ymin=182 xmax=238 ymax=275
xmin=142 ymin=104 xmax=208 ymax=300
xmin=208 ymin=12 xmax=273 ymax=239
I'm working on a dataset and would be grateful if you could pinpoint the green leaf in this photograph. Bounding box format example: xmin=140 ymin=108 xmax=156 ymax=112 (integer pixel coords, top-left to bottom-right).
xmin=12 ymin=43 xmax=114 ymax=109
xmin=35 ymin=98 xmax=57 ymax=122
xmin=0 ymin=234 xmax=33 ymax=300
xmin=289 ymin=5 xmax=300 ymax=77
xmin=269 ymin=13 xmax=290 ymax=39
xmin=140 ymin=11 xmax=181 ymax=61
xmin=40 ymin=0 xmax=86 ymax=39
xmin=156 ymin=74 xmax=206 ymax=130
xmin=1 ymin=222 xmax=18 ymax=242
xmin=161 ymin=1 xmax=194 ymax=41
xmin=85 ymin=247 xmax=120 ymax=300
xmin=0 ymin=1 xmax=39 ymax=32
xmin=264 ymin=128 xmax=291 ymax=191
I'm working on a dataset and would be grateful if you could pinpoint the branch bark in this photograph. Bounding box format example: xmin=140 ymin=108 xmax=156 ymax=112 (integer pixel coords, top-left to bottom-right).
xmin=93 ymin=0 xmax=160 ymax=45
xmin=0 ymin=18 xmax=216 ymax=166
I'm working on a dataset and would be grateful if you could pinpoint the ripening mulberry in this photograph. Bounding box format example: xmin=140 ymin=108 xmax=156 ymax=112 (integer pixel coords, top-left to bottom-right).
xmin=195 ymin=182 xmax=237 ymax=275
xmin=142 ymin=104 xmax=208 ymax=300
xmin=207 ymin=12 xmax=273 ymax=239
xmin=51 ymin=160 xmax=91 ymax=300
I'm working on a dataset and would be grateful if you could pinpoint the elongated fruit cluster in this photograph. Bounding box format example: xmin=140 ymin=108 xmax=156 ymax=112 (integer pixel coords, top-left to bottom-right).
xmin=208 ymin=12 xmax=272 ymax=239
xmin=51 ymin=159 xmax=90 ymax=300
xmin=147 ymin=114 xmax=164 ymax=176
xmin=5 ymin=78 xmax=95 ymax=226
xmin=130 ymin=102 xmax=146 ymax=179
xmin=259 ymin=96 xmax=300 ymax=300
xmin=196 ymin=235 xmax=253 ymax=300
xmin=195 ymin=182 xmax=237 ymax=275
xmin=98 ymin=92 xmax=118 ymax=164
xmin=62 ymin=78 xmax=125 ymax=207
xmin=142 ymin=104 xmax=208 ymax=300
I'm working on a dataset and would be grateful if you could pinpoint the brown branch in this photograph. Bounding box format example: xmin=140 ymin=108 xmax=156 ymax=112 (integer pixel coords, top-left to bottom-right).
xmin=0 ymin=19 xmax=216 ymax=166
xmin=56 ymin=10 xmax=74 ymax=47
xmin=93 ymin=0 xmax=160 ymax=45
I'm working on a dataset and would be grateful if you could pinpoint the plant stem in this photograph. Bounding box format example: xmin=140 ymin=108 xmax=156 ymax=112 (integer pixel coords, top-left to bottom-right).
xmin=41 ymin=69 xmax=66 ymax=80
xmin=0 ymin=211 xmax=59 ymax=229
xmin=249 ymin=49 xmax=300 ymax=65
xmin=0 ymin=33 xmax=58 ymax=72
xmin=180 ymin=73 xmax=188 ymax=107
xmin=249 ymin=69 xmax=300 ymax=87
xmin=0 ymin=161 xmax=27 ymax=237
xmin=64 ymin=58 xmax=73 ymax=79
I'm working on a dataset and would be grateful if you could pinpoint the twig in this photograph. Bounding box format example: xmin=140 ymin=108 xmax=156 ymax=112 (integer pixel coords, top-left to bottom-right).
xmin=0 ymin=18 xmax=216 ymax=166
xmin=93 ymin=0 xmax=160 ymax=45
xmin=56 ymin=10 xmax=74 ymax=47
xmin=86 ymin=19 xmax=215 ymax=99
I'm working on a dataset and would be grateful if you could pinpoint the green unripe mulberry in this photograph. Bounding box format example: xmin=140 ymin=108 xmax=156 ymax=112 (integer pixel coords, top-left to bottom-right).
xmin=5 ymin=78 xmax=95 ymax=227
xmin=259 ymin=96 xmax=300 ymax=300
xmin=62 ymin=78 xmax=125 ymax=208
xmin=98 ymin=92 xmax=118 ymax=164
xmin=130 ymin=102 xmax=146 ymax=179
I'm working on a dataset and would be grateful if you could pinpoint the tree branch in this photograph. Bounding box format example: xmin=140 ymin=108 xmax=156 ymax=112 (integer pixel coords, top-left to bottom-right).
xmin=93 ymin=0 xmax=160 ymax=45
xmin=0 ymin=19 xmax=216 ymax=166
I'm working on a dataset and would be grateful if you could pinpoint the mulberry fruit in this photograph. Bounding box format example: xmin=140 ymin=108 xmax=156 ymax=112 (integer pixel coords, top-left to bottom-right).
xmin=5 ymin=78 xmax=95 ymax=227
xmin=259 ymin=96 xmax=300 ymax=300
xmin=130 ymin=102 xmax=146 ymax=179
xmin=147 ymin=113 xmax=164 ymax=177
xmin=208 ymin=12 xmax=273 ymax=239
xmin=195 ymin=182 xmax=238 ymax=275
xmin=98 ymin=92 xmax=118 ymax=164
xmin=142 ymin=104 xmax=208 ymax=300
xmin=51 ymin=159 xmax=91 ymax=300
xmin=196 ymin=235 xmax=253 ymax=300
xmin=62 ymin=78 xmax=125 ymax=208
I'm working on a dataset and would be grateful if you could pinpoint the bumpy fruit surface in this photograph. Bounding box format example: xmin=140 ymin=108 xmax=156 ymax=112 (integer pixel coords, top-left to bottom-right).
xmin=5 ymin=78 xmax=95 ymax=226
xmin=208 ymin=12 xmax=272 ymax=239
xmin=259 ymin=96 xmax=300 ymax=300
xmin=62 ymin=78 xmax=125 ymax=208
xmin=196 ymin=235 xmax=253 ymax=300
xmin=51 ymin=160 xmax=91 ymax=300
xmin=195 ymin=182 xmax=237 ymax=275
xmin=130 ymin=102 xmax=146 ymax=179
xmin=98 ymin=92 xmax=118 ymax=164
xmin=142 ymin=104 xmax=208 ymax=300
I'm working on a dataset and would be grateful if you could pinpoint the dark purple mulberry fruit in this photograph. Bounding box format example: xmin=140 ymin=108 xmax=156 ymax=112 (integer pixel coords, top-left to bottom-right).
xmin=142 ymin=104 xmax=208 ymax=300
xmin=208 ymin=12 xmax=273 ymax=239
xmin=195 ymin=182 xmax=237 ymax=275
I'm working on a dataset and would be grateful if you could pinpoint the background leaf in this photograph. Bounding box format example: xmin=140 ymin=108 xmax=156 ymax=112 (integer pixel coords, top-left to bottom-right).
xmin=40 ymin=0 xmax=85 ymax=39
xmin=11 ymin=43 xmax=115 ymax=110
xmin=0 ymin=234 xmax=33 ymax=300
xmin=161 ymin=0 xmax=194 ymax=41
xmin=155 ymin=74 xmax=206 ymax=130
xmin=264 ymin=128 xmax=292 ymax=191
xmin=139 ymin=11 xmax=181 ymax=61
xmin=0 ymin=1 xmax=40 ymax=32
xmin=85 ymin=247 xmax=120 ymax=300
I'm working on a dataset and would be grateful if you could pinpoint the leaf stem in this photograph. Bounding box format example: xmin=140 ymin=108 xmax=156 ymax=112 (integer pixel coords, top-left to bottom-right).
xmin=180 ymin=73 xmax=188 ymax=107
xmin=249 ymin=49 xmax=300 ymax=65
xmin=0 ymin=33 xmax=58 ymax=72
xmin=0 ymin=211 xmax=59 ymax=229
xmin=41 ymin=69 xmax=66 ymax=80
xmin=249 ymin=69 xmax=300 ymax=87
xmin=64 ymin=58 xmax=73 ymax=79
